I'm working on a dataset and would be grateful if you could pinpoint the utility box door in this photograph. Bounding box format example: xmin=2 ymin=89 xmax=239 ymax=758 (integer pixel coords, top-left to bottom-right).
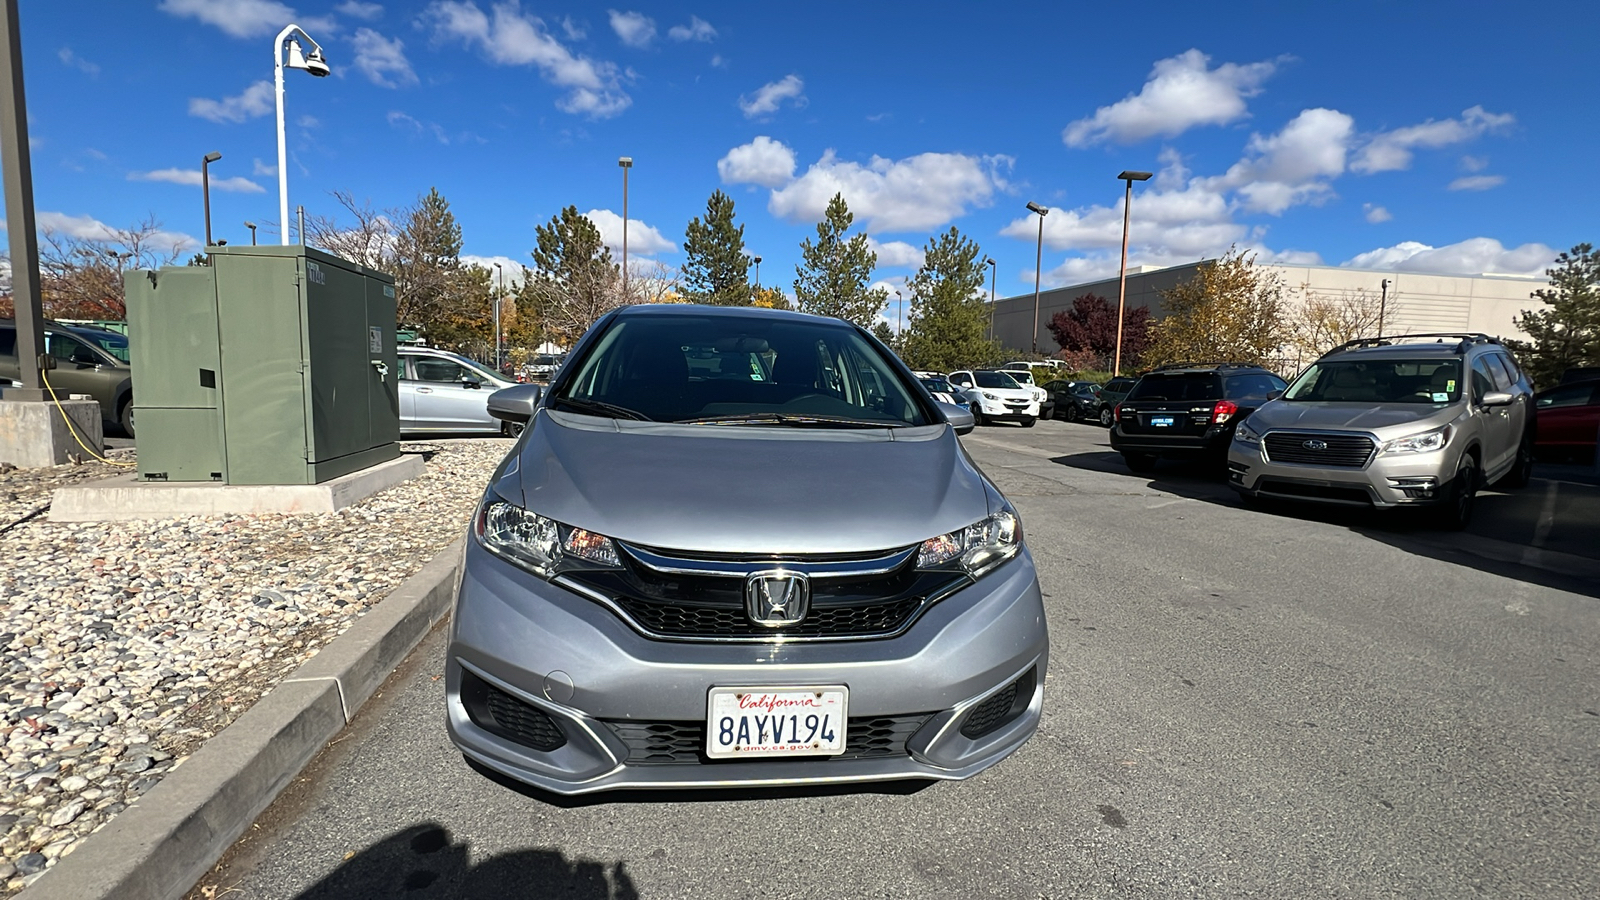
xmin=125 ymin=267 xmax=221 ymax=410
xmin=214 ymin=252 xmax=310 ymax=485
xmin=303 ymin=257 xmax=373 ymax=463
xmin=365 ymin=278 xmax=401 ymax=447
xmin=134 ymin=408 xmax=224 ymax=482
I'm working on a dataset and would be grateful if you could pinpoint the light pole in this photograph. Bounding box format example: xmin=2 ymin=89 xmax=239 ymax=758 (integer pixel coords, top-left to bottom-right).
xmin=984 ymin=257 xmax=996 ymax=340
xmin=1026 ymin=201 xmax=1048 ymax=355
xmin=1378 ymin=278 xmax=1390 ymax=337
xmin=1113 ymin=170 xmax=1152 ymax=377
xmin=618 ymin=156 xmax=632 ymax=293
xmin=273 ymin=24 xmax=329 ymax=246
xmin=245 ymin=221 xmax=257 ymax=245
xmin=1 ymin=0 xmax=49 ymax=403
xmin=202 ymin=151 xmax=221 ymax=247
xmin=493 ymin=262 xmax=504 ymax=372
xmin=753 ymin=255 xmax=762 ymax=290
xmin=894 ymin=289 xmax=903 ymax=344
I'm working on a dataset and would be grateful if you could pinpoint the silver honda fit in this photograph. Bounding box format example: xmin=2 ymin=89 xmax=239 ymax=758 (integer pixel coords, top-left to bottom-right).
xmin=446 ymin=304 xmax=1047 ymax=794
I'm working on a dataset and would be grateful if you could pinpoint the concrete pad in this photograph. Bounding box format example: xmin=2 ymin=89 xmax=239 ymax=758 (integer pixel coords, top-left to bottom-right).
xmin=18 ymin=539 xmax=464 ymax=900
xmin=49 ymin=453 xmax=425 ymax=521
xmin=0 ymin=398 xmax=103 ymax=468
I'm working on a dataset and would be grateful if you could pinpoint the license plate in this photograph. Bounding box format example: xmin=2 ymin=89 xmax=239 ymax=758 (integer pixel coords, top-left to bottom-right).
xmin=706 ymin=686 xmax=848 ymax=758
xmin=1151 ymin=416 xmax=1176 ymax=427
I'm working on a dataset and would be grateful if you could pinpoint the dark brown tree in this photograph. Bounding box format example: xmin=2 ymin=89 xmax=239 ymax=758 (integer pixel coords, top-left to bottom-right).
xmin=1047 ymin=293 xmax=1152 ymax=369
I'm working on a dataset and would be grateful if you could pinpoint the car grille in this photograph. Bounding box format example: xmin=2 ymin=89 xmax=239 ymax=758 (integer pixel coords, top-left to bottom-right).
xmin=460 ymin=670 xmax=567 ymax=752
xmin=1262 ymin=432 xmax=1376 ymax=467
xmin=561 ymin=545 xmax=967 ymax=643
xmin=960 ymin=668 xmax=1035 ymax=739
xmin=604 ymin=714 xmax=933 ymax=765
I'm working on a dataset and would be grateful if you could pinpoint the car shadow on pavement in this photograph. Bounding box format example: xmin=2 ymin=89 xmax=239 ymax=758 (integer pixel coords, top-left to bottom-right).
xmin=464 ymin=756 xmax=934 ymax=808
xmin=288 ymin=822 xmax=638 ymax=900
xmin=1049 ymin=451 xmax=1600 ymax=600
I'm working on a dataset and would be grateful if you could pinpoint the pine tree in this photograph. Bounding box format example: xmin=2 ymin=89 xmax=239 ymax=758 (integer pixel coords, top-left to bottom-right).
xmin=526 ymin=206 xmax=623 ymax=345
xmin=1509 ymin=244 xmax=1600 ymax=387
xmin=901 ymin=227 xmax=998 ymax=371
xmin=793 ymin=193 xmax=888 ymax=325
xmin=1144 ymin=247 xmax=1288 ymax=369
xmin=682 ymin=190 xmax=751 ymax=305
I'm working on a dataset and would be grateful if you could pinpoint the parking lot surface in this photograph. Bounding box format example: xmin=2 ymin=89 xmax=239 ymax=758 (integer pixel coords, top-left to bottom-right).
xmin=195 ymin=419 xmax=1599 ymax=899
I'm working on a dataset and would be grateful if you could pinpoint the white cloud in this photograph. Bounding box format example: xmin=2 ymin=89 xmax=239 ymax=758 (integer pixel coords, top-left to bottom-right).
xmin=710 ymin=53 xmax=727 ymax=68
xmin=386 ymin=110 xmax=451 ymax=144
xmin=668 ymin=16 xmax=717 ymax=42
xmin=253 ymin=158 xmax=278 ymax=176
xmin=768 ymin=150 xmax=1004 ymax=233
xmin=462 ymin=255 xmax=529 ymax=286
xmin=351 ymin=28 xmax=416 ymax=87
xmin=1351 ymin=106 xmax=1515 ymax=174
xmin=1342 ymin=238 xmax=1555 ymax=277
xmin=559 ymin=16 xmax=585 ymax=40
xmin=336 ymin=0 xmax=383 ymax=18
xmin=158 ymin=0 xmax=296 ymax=37
xmin=188 ymin=80 xmax=274 ymax=123
xmin=37 ymin=211 xmax=197 ymax=252
xmin=1447 ymin=174 xmax=1505 ymax=192
xmin=1363 ymin=203 xmax=1392 ymax=223
xmin=129 ymin=168 xmax=266 ymax=193
xmin=423 ymin=0 xmax=631 ymax=118
xmin=1460 ymin=154 xmax=1489 ymax=172
xmin=297 ymin=114 xmax=320 ymax=128
xmin=867 ymin=237 xmax=924 ymax=269
xmin=1202 ymin=107 xmax=1355 ymax=214
xmin=583 ymin=208 xmax=677 ymax=256
xmin=58 ymin=47 xmax=99 ymax=76
xmin=717 ymin=136 xmax=796 ymax=188
xmin=739 ymin=74 xmax=804 ymax=118
xmin=608 ymin=10 xmax=655 ymax=48
xmin=1063 ymin=49 xmax=1281 ymax=147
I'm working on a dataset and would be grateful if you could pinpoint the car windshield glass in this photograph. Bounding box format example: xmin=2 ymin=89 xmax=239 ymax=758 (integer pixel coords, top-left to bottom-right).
xmin=555 ymin=315 xmax=931 ymax=426
xmin=920 ymin=378 xmax=954 ymax=394
xmin=974 ymin=371 xmax=1021 ymax=389
xmin=1284 ymin=359 xmax=1462 ymax=403
xmin=1128 ymin=373 xmax=1223 ymax=401
xmin=76 ymin=330 xmax=129 ymax=363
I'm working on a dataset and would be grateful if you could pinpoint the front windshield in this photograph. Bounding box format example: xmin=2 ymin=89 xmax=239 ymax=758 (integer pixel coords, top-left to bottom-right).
xmin=556 ymin=315 xmax=931 ymax=426
xmin=76 ymin=330 xmax=129 ymax=363
xmin=1284 ymin=358 xmax=1462 ymax=403
xmin=920 ymin=377 xmax=954 ymax=394
xmin=974 ymin=371 xmax=1022 ymax=389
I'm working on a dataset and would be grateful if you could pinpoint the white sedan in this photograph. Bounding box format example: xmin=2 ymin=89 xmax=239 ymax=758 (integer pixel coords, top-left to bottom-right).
xmin=948 ymin=369 xmax=1042 ymax=427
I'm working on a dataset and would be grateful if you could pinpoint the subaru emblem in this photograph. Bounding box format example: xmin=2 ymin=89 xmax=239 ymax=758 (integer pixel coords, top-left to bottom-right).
xmin=1303 ymin=439 xmax=1328 ymax=451
xmin=745 ymin=571 xmax=810 ymax=627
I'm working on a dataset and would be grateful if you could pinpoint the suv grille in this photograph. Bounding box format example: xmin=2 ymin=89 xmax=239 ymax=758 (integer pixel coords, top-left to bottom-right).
xmin=1263 ymin=432 xmax=1376 ymax=467
xmin=604 ymin=714 xmax=932 ymax=765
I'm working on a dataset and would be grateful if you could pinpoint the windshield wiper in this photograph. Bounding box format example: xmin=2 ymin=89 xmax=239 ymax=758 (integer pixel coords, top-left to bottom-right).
xmin=551 ymin=397 xmax=653 ymax=421
xmin=675 ymin=413 xmax=901 ymax=428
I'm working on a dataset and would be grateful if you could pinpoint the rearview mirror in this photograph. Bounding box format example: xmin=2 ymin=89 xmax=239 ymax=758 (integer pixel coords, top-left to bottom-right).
xmin=488 ymin=383 xmax=543 ymax=424
xmin=939 ymin=401 xmax=975 ymax=435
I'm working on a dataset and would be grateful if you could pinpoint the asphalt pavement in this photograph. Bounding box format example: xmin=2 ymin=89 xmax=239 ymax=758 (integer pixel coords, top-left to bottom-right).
xmin=192 ymin=419 xmax=1599 ymax=899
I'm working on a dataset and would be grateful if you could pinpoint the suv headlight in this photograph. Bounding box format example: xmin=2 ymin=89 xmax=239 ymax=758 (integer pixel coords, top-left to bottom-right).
xmin=475 ymin=500 xmax=621 ymax=576
xmin=917 ymin=505 xmax=1023 ymax=577
xmin=982 ymin=392 xmax=1000 ymax=401
xmin=1382 ymin=424 xmax=1452 ymax=454
xmin=1235 ymin=419 xmax=1263 ymax=445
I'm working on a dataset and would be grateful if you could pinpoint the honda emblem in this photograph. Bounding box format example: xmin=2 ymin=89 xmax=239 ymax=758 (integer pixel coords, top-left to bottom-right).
xmin=744 ymin=571 xmax=810 ymax=627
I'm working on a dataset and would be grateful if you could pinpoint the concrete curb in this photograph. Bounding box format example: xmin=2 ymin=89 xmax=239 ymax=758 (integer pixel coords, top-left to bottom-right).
xmin=18 ymin=540 xmax=464 ymax=900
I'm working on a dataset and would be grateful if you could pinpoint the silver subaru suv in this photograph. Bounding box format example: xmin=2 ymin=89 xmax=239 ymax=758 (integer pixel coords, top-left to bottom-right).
xmin=1228 ymin=334 xmax=1535 ymax=528
xmin=448 ymin=305 xmax=1047 ymax=795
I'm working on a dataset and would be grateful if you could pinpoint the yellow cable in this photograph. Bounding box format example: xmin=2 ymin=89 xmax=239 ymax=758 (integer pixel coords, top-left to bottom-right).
xmin=39 ymin=370 xmax=137 ymax=468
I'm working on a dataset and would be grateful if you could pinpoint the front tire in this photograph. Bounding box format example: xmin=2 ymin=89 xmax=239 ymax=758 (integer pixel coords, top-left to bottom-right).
xmin=1495 ymin=433 xmax=1534 ymax=489
xmin=1099 ymin=407 xmax=1114 ymax=428
xmin=1064 ymin=404 xmax=1080 ymax=423
xmin=970 ymin=403 xmax=987 ymax=427
xmin=1122 ymin=452 xmax=1158 ymax=473
xmin=1021 ymin=416 xmax=1036 ymax=428
xmin=1435 ymin=453 xmax=1478 ymax=530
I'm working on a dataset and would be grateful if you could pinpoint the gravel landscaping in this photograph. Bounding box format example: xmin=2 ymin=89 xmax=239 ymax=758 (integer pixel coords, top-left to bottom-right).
xmin=0 ymin=439 xmax=511 ymax=893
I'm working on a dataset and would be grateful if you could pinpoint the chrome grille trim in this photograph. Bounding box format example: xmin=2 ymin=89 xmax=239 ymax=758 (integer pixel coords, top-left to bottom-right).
xmin=619 ymin=543 xmax=917 ymax=579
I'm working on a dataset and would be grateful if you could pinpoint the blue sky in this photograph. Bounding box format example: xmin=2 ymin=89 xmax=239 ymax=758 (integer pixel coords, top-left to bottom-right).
xmin=18 ymin=0 xmax=1600 ymax=325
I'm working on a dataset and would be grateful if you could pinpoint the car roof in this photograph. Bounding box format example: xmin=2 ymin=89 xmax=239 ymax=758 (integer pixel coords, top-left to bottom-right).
xmin=612 ymin=303 xmax=844 ymax=326
xmin=1323 ymin=343 xmax=1481 ymax=360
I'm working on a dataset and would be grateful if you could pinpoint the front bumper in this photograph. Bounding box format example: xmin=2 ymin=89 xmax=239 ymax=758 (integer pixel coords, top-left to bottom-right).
xmin=1227 ymin=438 xmax=1457 ymax=508
xmin=973 ymin=397 xmax=1040 ymax=420
xmin=446 ymin=539 xmax=1049 ymax=795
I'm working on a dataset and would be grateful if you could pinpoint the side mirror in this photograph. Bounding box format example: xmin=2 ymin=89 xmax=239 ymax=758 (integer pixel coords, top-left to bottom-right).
xmin=939 ymin=401 xmax=975 ymax=435
xmin=1267 ymin=390 xmax=1282 ymax=400
xmin=462 ymin=378 xmax=483 ymax=389
xmin=1481 ymin=390 xmax=1514 ymax=407
xmin=488 ymin=383 xmax=543 ymax=424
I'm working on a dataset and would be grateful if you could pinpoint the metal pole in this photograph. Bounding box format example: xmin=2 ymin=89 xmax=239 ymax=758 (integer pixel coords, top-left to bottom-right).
xmin=987 ymin=259 xmax=996 ymax=341
xmin=619 ymin=157 xmax=632 ymax=295
xmin=296 ymin=205 xmax=305 ymax=245
xmin=494 ymin=263 xmax=503 ymax=371
xmin=202 ymin=155 xmax=214 ymax=246
xmin=1378 ymin=278 xmax=1389 ymax=337
xmin=274 ymin=25 xmax=292 ymax=245
xmin=0 ymin=0 xmax=45 ymax=400
xmin=1032 ymin=215 xmax=1044 ymax=355
xmin=895 ymin=290 xmax=903 ymax=338
xmin=1114 ymin=177 xmax=1133 ymax=377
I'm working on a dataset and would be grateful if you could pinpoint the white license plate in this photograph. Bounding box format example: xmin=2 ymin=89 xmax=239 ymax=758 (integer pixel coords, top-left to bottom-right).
xmin=706 ymin=686 xmax=848 ymax=759
xmin=1152 ymin=416 xmax=1176 ymax=427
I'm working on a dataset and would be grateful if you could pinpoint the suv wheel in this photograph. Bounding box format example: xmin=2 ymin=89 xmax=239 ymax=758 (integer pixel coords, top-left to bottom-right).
xmin=1021 ymin=416 xmax=1036 ymax=428
xmin=117 ymin=398 xmax=135 ymax=438
xmin=1435 ymin=453 xmax=1478 ymax=530
xmin=1098 ymin=407 xmax=1114 ymax=427
xmin=502 ymin=421 xmax=525 ymax=438
xmin=969 ymin=403 xmax=987 ymax=427
xmin=1495 ymin=433 xmax=1534 ymax=490
xmin=1122 ymin=452 xmax=1158 ymax=473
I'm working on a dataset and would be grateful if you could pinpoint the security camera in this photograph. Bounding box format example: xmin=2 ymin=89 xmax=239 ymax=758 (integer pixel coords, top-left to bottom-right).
xmin=304 ymin=49 xmax=331 ymax=77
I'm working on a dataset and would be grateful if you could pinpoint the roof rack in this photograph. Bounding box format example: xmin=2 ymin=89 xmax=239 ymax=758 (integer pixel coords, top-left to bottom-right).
xmin=1324 ymin=333 xmax=1498 ymax=357
xmin=1149 ymin=362 xmax=1262 ymax=372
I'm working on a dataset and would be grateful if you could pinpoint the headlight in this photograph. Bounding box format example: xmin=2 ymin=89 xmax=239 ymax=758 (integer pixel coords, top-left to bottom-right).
xmin=1382 ymin=424 xmax=1452 ymax=454
xmin=982 ymin=392 xmax=999 ymax=401
xmin=475 ymin=500 xmax=621 ymax=575
xmin=917 ymin=505 xmax=1023 ymax=577
xmin=1235 ymin=420 xmax=1262 ymax=445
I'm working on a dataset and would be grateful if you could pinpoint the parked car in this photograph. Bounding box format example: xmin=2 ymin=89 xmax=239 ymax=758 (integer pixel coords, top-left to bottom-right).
xmin=449 ymin=304 xmax=1046 ymax=795
xmin=949 ymin=369 xmax=1042 ymax=426
xmin=1228 ymin=334 xmax=1535 ymax=529
xmin=524 ymin=353 xmax=565 ymax=381
xmin=918 ymin=375 xmax=960 ymax=406
xmin=1094 ymin=375 xmax=1139 ymax=427
xmin=1531 ymin=378 xmax=1599 ymax=463
xmin=0 ymin=318 xmax=136 ymax=435
xmin=1111 ymin=363 xmax=1287 ymax=472
xmin=1043 ymin=379 xmax=1101 ymax=423
xmin=397 ymin=347 xmax=517 ymax=434
xmin=991 ymin=366 xmax=1052 ymax=419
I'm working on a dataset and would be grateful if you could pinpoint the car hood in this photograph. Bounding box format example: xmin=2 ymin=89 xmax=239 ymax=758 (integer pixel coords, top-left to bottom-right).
xmin=499 ymin=411 xmax=993 ymax=555
xmin=1247 ymin=400 xmax=1459 ymax=435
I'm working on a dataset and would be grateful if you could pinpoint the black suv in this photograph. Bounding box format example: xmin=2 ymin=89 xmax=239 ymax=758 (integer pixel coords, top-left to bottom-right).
xmin=1109 ymin=363 xmax=1287 ymax=472
xmin=1095 ymin=376 xmax=1139 ymax=427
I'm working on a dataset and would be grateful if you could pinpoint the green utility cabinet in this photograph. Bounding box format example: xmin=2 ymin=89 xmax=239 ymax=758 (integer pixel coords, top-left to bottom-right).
xmin=126 ymin=245 xmax=400 ymax=485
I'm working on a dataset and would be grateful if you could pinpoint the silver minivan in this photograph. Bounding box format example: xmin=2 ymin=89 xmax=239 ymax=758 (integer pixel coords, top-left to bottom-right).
xmin=447 ymin=305 xmax=1047 ymax=794
xmin=1228 ymin=333 xmax=1535 ymax=528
